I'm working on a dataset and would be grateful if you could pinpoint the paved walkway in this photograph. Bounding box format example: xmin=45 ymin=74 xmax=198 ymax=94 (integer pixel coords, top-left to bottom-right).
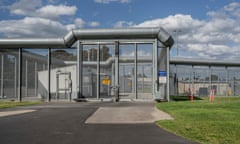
xmin=0 ymin=102 xmax=197 ymax=144
xmin=86 ymin=103 xmax=173 ymax=124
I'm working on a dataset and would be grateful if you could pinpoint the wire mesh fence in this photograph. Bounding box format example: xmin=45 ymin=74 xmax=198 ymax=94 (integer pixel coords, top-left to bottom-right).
xmin=169 ymin=65 xmax=240 ymax=97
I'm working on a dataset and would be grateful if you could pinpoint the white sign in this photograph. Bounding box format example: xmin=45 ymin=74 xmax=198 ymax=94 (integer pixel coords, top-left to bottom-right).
xmin=159 ymin=76 xmax=167 ymax=83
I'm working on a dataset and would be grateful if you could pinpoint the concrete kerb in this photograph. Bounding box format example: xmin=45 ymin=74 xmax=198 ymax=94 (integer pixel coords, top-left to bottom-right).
xmin=0 ymin=109 xmax=36 ymax=117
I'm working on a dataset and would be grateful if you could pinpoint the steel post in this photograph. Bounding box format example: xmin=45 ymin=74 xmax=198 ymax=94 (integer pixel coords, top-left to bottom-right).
xmin=77 ymin=42 xmax=83 ymax=98
xmin=166 ymin=44 xmax=170 ymax=102
xmin=25 ymin=60 xmax=28 ymax=97
xmin=18 ymin=48 xmax=22 ymax=102
xmin=142 ymin=65 xmax=144 ymax=93
xmin=1 ymin=55 xmax=4 ymax=98
xmin=35 ymin=62 xmax=38 ymax=97
xmin=114 ymin=41 xmax=119 ymax=101
xmin=56 ymin=73 xmax=59 ymax=100
xmin=225 ymin=66 xmax=228 ymax=96
xmin=134 ymin=43 xmax=137 ymax=99
xmin=47 ymin=48 xmax=51 ymax=102
xmin=14 ymin=56 xmax=17 ymax=99
xmin=97 ymin=44 xmax=100 ymax=99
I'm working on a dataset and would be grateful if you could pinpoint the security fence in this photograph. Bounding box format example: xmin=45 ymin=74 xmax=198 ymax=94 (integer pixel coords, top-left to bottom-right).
xmin=169 ymin=64 xmax=240 ymax=97
xmin=0 ymin=27 xmax=174 ymax=102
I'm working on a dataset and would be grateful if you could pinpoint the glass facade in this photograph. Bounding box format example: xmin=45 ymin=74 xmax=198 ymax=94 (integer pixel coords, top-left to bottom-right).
xmin=78 ymin=41 xmax=159 ymax=100
xmin=1 ymin=44 xmax=239 ymax=102
xmin=0 ymin=39 xmax=168 ymax=101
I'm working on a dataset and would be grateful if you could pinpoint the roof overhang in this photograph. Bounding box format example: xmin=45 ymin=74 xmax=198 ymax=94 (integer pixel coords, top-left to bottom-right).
xmin=0 ymin=27 xmax=174 ymax=49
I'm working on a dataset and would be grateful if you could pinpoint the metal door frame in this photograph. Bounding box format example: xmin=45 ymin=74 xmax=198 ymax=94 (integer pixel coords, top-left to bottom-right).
xmin=56 ymin=71 xmax=72 ymax=101
xmin=78 ymin=39 xmax=156 ymax=101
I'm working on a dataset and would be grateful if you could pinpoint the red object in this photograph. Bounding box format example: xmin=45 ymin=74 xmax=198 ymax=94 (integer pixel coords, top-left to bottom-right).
xmin=188 ymin=88 xmax=194 ymax=102
xmin=191 ymin=95 xmax=194 ymax=102
xmin=209 ymin=89 xmax=215 ymax=102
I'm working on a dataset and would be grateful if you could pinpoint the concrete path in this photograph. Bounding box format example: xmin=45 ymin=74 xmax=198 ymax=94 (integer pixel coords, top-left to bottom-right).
xmin=86 ymin=104 xmax=173 ymax=124
xmin=0 ymin=102 xmax=197 ymax=144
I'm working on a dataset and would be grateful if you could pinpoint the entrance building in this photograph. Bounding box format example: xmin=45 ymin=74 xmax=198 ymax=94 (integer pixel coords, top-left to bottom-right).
xmin=0 ymin=27 xmax=174 ymax=102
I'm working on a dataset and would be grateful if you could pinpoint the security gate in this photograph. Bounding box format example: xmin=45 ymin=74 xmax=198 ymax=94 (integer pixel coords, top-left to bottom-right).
xmin=56 ymin=71 xmax=72 ymax=101
xmin=78 ymin=41 xmax=158 ymax=101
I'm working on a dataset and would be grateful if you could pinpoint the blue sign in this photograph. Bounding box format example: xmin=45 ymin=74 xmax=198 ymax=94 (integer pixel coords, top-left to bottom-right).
xmin=158 ymin=71 xmax=166 ymax=77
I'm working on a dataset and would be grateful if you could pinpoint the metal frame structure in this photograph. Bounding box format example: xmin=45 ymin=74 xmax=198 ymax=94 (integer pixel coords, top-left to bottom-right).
xmin=0 ymin=27 xmax=174 ymax=102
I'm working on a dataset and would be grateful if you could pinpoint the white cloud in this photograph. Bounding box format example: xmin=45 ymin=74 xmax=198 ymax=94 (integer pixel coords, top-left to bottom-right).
xmin=8 ymin=0 xmax=77 ymax=20
xmin=135 ymin=14 xmax=205 ymax=32
xmin=36 ymin=5 xmax=77 ymax=19
xmin=114 ymin=21 xmax=134 ymax=28
xmin=74 ymin=18 xmax=86 ymax=28
xmin=66 ymin=24 xmax=76 ymax=31
xmin=9 ymin=0 xmax=42 ymax=15
xmin=135 ymin=2 xmax=240 ymax=60
xmin=0 ymin=17 xmax=67 ymax=38
xmin=89 ymin=21 xmax=100 ymax=27
xmin=224 ymin=2 xmax=240 ymax=11
xmin=0 ymin=1 xmax=96 ymax=38
xmin=94 ymin=0 xmax=131 ymax=4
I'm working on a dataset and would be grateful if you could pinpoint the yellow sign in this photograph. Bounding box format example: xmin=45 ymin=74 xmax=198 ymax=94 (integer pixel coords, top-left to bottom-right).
xmin=102 ymin=79 xmax=111 ymax=85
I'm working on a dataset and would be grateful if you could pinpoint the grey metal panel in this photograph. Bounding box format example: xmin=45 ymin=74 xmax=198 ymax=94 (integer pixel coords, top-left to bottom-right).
xmin=0 ymin=27 xmax=174 ymax=48
xmin=64 ymin=30 xmax=77 ymax=48
xmin=0 ymin=39 xmax=65 ymax=48
xmin=72 ymin=27 xmax=173 ymax=47
xmin=170 ymin=58 xmax=240 ymax=67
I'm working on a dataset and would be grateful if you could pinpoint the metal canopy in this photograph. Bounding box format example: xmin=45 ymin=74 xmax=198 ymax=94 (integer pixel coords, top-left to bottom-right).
xmin=0 ymin=27 xmax=174 ymax=48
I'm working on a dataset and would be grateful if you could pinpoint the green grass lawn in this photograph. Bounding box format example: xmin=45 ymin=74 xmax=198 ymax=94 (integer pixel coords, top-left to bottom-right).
xmin=0 ymin=101 xmax=41 ymax=109
xmin=156 ymin=97 xmax=240 ymax=144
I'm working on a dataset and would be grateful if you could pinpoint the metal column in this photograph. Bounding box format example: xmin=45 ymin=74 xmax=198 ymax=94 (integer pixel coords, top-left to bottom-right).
xmin=14 ymin=56 xmax=17 ymax=98
xmin=77 ymin=42 xmax=83 ymax=98
xmin=134 ymin=43 xmax=137 ymax=99
xmin=225 ymin=66 xmax=228 ymax=96
xmin=1 ymin=55 xmax=4 ymax=98
xmin=47 ymin=48 xmax=51 ymax=102
xmin=153 ymin=39 xmax=158 ymax=99
xmin=191 ymin=65 xmax=194 ymax=96
xmin=166 ymin=44 xmax=170 ymax=102
xmin=114 ymin=41 xmax=119 ymax=101
xmin=142 ymin=65 xmax=144 ymax=93
xmin=35 ymin=62 xmax=38 ymax=97
xmin=209 ymin=66 xmax=212 ymax=90
xmin=174 ymin=64 xmax=178 ymax=96
xmin=25 ymin=60 xmax=28 ymax=97
xmin=18 ymin=48 xmax=22 ymax=102
xmin=97 ymin=44 xmax=100 ymax=99
xmin=56 ymin=73 xmax=59 ymax=100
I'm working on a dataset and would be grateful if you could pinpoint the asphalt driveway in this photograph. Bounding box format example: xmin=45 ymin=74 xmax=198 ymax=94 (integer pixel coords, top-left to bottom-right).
xmin=0 ymin=102 xmax=197 ymax=144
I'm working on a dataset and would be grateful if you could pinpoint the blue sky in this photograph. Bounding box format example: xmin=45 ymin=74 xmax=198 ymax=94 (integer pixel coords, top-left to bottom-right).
xmin=0 ymin=0 xmax=240 ymax=59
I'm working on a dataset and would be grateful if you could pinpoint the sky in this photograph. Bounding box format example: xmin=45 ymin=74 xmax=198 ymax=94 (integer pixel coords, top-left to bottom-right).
xmin=0 ymin=0 xmax=240 ymax=60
